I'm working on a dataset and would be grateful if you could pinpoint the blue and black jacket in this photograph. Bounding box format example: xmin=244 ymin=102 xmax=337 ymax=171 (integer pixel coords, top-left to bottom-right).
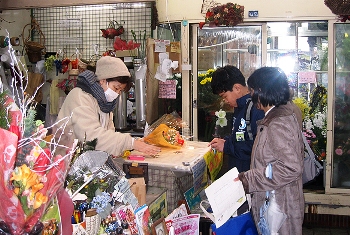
xmin=223 ymin=94 xmax=265 ymax=172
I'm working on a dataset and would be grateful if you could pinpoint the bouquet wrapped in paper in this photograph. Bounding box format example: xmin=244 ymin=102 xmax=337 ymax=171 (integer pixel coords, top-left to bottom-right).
xmin=144 ymin=112 xmax=185 ymax=149
xmin=0 ymin=100 xmax=76 ymax=235
xmin=0 ymin=37 xmax=77 ymax=235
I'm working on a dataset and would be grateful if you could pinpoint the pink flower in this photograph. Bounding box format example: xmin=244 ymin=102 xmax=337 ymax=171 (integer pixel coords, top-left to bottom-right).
xmin=335 ymin=148 xmax=343 ymax=156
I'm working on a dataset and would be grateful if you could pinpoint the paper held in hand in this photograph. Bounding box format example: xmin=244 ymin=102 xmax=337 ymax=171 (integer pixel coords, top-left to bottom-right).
xmin=204 ymin=167 xmax=246 ymax=228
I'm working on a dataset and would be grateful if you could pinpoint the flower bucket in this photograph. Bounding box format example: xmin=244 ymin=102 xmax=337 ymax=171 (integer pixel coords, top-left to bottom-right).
xmin=85 ymin=209 xmax=101 ymax=235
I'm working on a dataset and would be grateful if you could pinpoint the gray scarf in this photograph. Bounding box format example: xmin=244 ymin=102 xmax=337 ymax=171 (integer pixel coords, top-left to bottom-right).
xmin=76 ymin=70 xmax=117 ymax=113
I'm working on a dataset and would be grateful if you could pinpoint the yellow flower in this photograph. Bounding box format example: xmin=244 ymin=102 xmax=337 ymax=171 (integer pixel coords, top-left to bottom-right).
xmin=123 ymin=150 xmax=131 ymax=158
xmin=292 ymin=97 xmax=309 ymax=120
xmin=31 ymin=182 xmax=44 ymax=194
xmin=199 ymin=68 xmax=215 ymax=85
xmin=25 ymin=171 xmax=40 ymax=190
xmin=33 ymin=192 xmax=48 ymax=209
xmin=11 ymin=164 xmax=32 ymax=187
xmin=13 ymin=187 xmax=20 ymax=195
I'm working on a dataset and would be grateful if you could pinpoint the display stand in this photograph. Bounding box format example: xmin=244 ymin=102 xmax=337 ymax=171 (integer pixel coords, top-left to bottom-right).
xmin=114 ymin=141 xmax=210 ymax=213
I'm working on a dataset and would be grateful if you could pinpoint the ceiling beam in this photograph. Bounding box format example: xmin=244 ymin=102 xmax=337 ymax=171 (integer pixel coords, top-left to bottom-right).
xmin=0 ymin=0 xmax=154 ymax=10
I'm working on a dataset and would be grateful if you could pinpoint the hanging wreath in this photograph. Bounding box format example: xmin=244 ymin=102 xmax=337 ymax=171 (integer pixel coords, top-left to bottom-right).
xmin=199 ymin=2 xmax=244 ymax=29
xmin=324 ymin=0 xmax=350 ymax=22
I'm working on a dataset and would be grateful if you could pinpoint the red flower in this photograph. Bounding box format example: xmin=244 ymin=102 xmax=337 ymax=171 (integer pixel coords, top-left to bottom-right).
xmin=113 ymin=37 xmax=141 ymax=51
xmin=206 ymin=11 xmax=214 ymax=18
xmin=200 ymin=3 xmax=244 ymax=29
xmin=199 ymin=22 xmax=206 ymax=29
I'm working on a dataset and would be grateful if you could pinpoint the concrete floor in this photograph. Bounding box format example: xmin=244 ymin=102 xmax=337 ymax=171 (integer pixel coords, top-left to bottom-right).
xmin=302 ymin=226 xmax=350 ymax=235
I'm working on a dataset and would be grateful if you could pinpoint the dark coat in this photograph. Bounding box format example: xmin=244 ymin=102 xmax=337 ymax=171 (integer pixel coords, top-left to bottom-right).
xmin=223 ymin=94 xmax=265 ymax=172
xmin=242 ymin=102 xmax=304 ymax=235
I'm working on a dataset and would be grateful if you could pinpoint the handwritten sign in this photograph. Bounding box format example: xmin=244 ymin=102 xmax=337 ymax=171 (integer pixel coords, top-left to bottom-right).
xmin=158 ymin=80 xmax=177 ymax=99
xmin=298 ymin=71 xmax=317 ymax=83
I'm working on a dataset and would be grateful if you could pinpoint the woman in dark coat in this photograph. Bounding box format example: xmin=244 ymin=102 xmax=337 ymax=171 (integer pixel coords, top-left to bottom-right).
xmin=237 ymin=67 xmax=304 ymax=235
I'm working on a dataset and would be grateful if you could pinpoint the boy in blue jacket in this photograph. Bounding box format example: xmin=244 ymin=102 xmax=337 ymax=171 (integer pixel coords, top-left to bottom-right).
xmin=209 ymin=65 xmax=264 ymax=173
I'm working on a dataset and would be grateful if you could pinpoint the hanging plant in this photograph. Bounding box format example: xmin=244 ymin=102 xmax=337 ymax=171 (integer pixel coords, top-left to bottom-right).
xmin=100 ymin=20 xmax=124 ymax=39
xmin=199 ymin=2 xmax=244 ymax=29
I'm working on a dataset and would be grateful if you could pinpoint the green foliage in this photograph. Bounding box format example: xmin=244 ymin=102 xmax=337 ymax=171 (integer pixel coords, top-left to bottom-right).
xmin=23 ymin=107 xmax=37 ymax=138
xmin=131 ymin=29 xmax=147 ymax=59
xmin=44 ymin=55 xmax=56 ymax=71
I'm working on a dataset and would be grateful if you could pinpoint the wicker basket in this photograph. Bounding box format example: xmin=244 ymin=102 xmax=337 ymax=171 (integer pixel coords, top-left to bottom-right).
xmin=325 ymin=0 xmax=350 ymax=15
xmin=25 ymin=41 xmax=45 ymax=52
xmin=22 ymin=18 xmax=46 ymax=62
xmin=78 ymin=58 xmax=88 ymax=73
xmin=26 ymin=50 xmax=43 ymax=63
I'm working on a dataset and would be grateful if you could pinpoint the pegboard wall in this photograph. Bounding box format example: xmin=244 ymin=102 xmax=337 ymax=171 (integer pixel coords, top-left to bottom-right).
xmin=32 ymin=2 xmax=153 ymax=60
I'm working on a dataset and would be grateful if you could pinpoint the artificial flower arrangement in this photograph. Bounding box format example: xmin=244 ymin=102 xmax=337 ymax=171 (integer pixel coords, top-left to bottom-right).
xmin=0 ymin=36 xmax=77 ymax=234
xmin=199 ymin=2 xmax=244 ymax=29
xmin=100 ymin=20 xmax=124 ymax=39
xmin=113 ymin=36 xmax=141 ymax=57
xmin=56 ymin=77 xmax=78 ymax=95
xmin=113 ymin=29 xmax=147 ymax=59
xmin=293 ymin=85 xmax=327 ymax=161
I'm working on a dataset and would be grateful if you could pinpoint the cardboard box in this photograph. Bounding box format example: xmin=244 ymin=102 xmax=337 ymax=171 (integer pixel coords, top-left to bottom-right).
xmin=128 ymin=177 xmax=146 ymax=206
xmin=147 ymin=187 xmax=168 ymax=221
xmin=115 ymin=48 xmax=138 ymax=58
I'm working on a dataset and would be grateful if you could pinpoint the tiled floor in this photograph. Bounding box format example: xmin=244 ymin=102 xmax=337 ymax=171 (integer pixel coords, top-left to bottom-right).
xmin=302 ymin=226 xmax=350 ymax=235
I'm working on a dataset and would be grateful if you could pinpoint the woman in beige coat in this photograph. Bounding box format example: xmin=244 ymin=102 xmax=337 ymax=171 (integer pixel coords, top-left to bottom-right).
xmin=237 ymin=67 xmax=304 ymax=235
xmin=56 ymin=56 xmax=161 ymax=157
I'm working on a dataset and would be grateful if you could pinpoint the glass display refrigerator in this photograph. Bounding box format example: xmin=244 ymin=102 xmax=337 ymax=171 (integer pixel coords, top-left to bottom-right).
xmin=191 ymin=21 xmax=350 ymax=194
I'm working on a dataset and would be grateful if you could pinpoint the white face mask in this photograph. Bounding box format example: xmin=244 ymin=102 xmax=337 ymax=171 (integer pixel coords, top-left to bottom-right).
xmin=104 ymin=82 xmax=119 ymax=102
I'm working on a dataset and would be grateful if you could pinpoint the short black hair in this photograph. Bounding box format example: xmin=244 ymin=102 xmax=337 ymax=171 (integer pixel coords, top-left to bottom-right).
xmin=247 ymin=67 xmax=290 ymax=107
xmin=211 ymin=65 xmax=246 ymax=95
xmin=106 ymin=76 xmax=133 ymax=92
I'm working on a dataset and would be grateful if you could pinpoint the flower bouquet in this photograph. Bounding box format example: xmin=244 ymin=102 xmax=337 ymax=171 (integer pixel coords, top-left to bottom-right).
xmin=0 ymin=36 xmax=77 ymax=234
xmin=293 ymin=85 xmax=327 ymax=160
xmin=144 ymin=112 xmax=185 ymax=149
xmin=144 ymin=123 xmax=184 ymax=149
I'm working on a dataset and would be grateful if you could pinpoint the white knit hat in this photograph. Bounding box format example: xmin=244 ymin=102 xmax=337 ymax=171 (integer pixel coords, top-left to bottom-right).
xmin=95 ymin=56 xmax=131 ymax=81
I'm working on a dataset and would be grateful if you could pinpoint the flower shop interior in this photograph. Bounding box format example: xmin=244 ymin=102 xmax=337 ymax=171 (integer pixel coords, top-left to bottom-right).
xmin=1 ymin=0 xmax=350 ymax=234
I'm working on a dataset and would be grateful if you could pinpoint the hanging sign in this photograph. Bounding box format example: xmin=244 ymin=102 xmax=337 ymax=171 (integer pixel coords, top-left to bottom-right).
xmin=158 ymin=80 xmax=176 ymax=99
xmin=298 ymin=71 xmax=317 ymax=83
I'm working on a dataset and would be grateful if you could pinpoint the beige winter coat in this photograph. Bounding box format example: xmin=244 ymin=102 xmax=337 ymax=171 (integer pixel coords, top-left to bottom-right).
xmin=242 ymin=102 xmax=304 ymax=235
xmin=56 ymin=87 xmax=133 ymax=156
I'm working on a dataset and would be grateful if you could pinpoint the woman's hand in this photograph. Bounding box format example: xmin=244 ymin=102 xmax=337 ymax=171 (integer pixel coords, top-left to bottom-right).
xmin=133 ymin=138 xmax=161 ymax=156
xmin=208 ymin=138 xmax=225 ymax=152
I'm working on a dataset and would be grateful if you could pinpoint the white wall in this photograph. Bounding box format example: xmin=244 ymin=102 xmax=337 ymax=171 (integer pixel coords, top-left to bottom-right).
xmin=156 ymin=0 xmax=336 ymax=23
xmin=0 ymin=9 xmax=31 ymax=45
